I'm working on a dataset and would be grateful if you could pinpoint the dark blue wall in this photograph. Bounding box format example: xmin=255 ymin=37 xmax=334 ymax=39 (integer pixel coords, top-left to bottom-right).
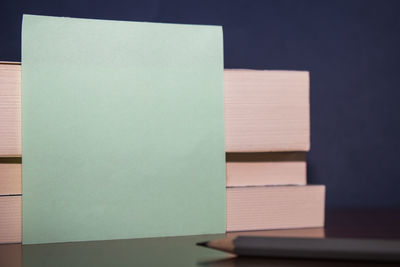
xmin=1 ymin=0 xmax=400 ymax=209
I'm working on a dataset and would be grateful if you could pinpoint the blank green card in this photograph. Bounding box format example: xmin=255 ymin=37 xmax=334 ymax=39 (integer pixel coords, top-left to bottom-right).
xmin=22 ymin=15 xmax=225 ymax=244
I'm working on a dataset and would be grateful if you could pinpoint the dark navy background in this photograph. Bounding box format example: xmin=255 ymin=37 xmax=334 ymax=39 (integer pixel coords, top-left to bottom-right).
xmin=1 ymin=0 xmax=400 ymax=209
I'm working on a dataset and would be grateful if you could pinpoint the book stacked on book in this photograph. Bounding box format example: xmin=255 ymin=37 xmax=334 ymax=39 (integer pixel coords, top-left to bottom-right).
xmin=0 ymin=62 xmax=21 ymax=243
xmin=224 ymin=69 xmax=325 ymax=232
xmin=0 ymin=63 xmax=325 ymax=243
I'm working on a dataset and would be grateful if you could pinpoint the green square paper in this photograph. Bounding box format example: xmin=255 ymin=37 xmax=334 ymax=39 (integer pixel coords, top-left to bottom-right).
xmin=22 ymin=14 xmax=225 ymax=244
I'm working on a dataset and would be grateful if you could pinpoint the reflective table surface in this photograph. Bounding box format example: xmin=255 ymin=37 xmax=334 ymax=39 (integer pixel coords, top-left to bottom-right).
xmin=1 ymin=210 xmax=400 ymax=267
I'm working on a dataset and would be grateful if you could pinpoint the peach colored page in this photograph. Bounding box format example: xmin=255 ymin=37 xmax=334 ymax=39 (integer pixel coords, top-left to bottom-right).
xmin=0 ymin=164 xmax=21 ymax=195
xmin=224 ymin=70 xmax=309 ymax=152
xmin=0 ymin=196 xmax=21 ymax=243
xmin=226 ymin=227 xmax=325 ymax=239
xmin=0 ymin=63 xmax=21 ymax=157
xmin=226 ymin=161 xmax=306 ymax=186
xmin=226 ymin=185 xmax=325 ymax=231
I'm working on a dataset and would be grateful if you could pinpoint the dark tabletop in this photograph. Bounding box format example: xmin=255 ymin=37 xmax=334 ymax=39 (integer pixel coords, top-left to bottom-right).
xmin=1 ymin=209 xmax=400 ymax=267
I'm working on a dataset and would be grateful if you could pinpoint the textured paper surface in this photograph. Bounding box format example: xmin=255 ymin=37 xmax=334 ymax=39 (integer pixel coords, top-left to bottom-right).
xmin=224 ymin=69 xmax=309 ymax=152
xmin=226 ymin=161 xmax=306 ymax=186
xmin=0 ymin=196 xmax=21 ymax=243
xmin=0 ymin=164 xmax=21 ymax=195
xmin=22 ymin=15 xmax=225 ymax=244
xmin=0 ymin=63 xmax=21 ymax=156
xmin=226 ymin=185 xmax=325 ymax=231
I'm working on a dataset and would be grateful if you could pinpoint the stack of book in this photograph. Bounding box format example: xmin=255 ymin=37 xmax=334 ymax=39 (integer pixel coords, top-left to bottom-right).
xmin=0 ymin=63 xmax=325 ymax=243
xmin=224 ymin=69 xmax=325 ymax=232
xmin=0 ymin=62 xmax=21 ymax=243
